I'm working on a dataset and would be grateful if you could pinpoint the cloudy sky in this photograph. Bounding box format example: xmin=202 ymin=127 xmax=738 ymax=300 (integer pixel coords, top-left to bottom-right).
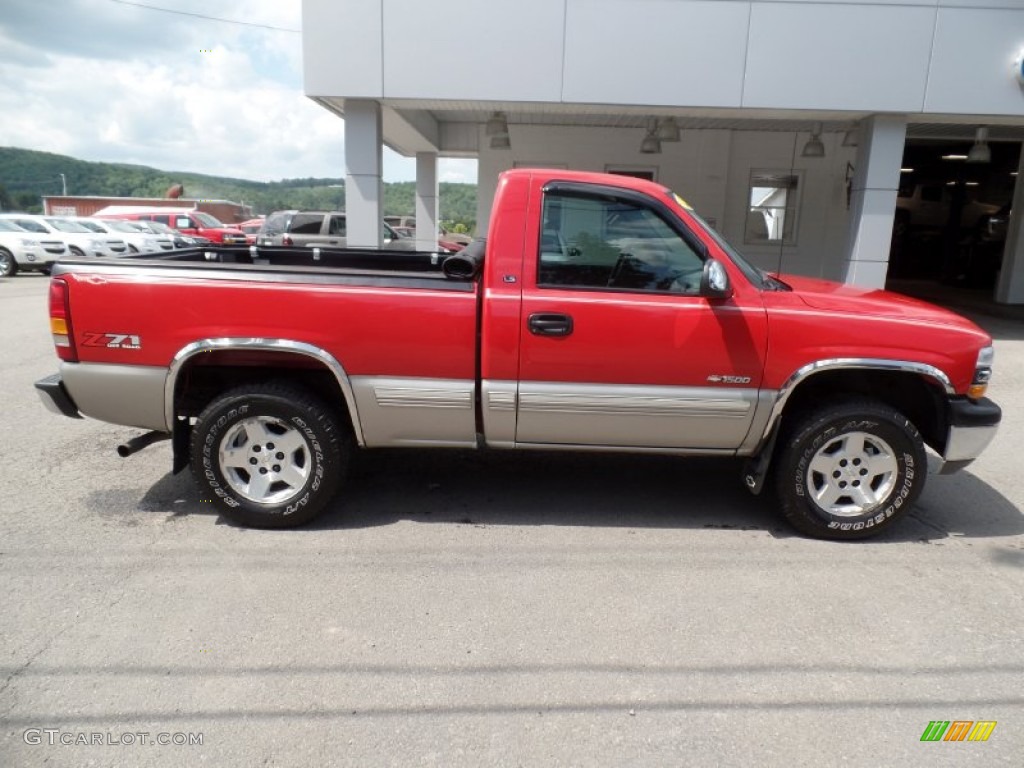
xmin=0 ymin=0 xmax=477 ymax=184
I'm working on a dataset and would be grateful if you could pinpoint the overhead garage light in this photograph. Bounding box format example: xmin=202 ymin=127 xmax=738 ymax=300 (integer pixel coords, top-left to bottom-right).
xmin=966 ymin=126 xmax=991 ymax=164
xmin=640 ymin=130 xmax=661 ymax=154
xmin=485 ymin=112 xmax=509 ymax=137
xmin=655 ymin=118 xmax=680 ymax=142
xmin=801 ymin=123 xmax=825 ymax=158
xmin=942 ymin=154 xmax=968 ymax=161
xmin=900 ymin=167 xmax=914 ymax=173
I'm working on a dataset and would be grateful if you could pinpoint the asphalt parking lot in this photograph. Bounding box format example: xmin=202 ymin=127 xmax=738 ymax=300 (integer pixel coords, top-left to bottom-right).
xmin=1 ymin=273 xmax=1022 ymax=767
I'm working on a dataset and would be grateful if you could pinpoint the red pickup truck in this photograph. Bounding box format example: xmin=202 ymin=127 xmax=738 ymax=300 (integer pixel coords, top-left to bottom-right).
xmin=35 ymin=169 xmax=1001 ymax=539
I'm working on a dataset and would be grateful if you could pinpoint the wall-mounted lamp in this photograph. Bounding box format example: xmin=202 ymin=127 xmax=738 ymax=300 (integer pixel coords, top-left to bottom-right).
xmin=966 ymin=126 xmax=991 ymax=164
xmin=802 ymin=122 xmax=825 ymax=158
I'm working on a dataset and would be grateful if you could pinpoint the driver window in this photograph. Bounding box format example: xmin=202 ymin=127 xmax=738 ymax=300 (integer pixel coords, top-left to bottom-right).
xmin=537 ymin=191 xmax=704 ymax=293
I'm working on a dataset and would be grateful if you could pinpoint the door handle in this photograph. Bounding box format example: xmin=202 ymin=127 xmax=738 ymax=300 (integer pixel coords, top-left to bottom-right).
xmin=528 ymin=313 xmax=574 ymax=337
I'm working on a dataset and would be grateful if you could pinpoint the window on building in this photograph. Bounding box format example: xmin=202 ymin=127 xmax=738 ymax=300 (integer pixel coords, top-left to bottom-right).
xmin=537 ymin=191 xmax=704 ymax=294
xmin=605 ymin=166 xmax=657 ymax=182
xmin=745 ymin=170 xmax=801 ymax=245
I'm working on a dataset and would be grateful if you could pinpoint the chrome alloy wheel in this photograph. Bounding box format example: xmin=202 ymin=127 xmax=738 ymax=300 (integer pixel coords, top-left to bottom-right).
xmin=806 ymin=431 xmax=898 ymax=517
xmin=219 ymin=416 xmax=311 ymax=504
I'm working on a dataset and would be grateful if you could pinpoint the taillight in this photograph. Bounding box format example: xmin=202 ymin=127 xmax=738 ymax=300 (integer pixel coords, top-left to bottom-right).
xmin=282 ymin=234 xmax=293 ymax=246
xmin=49 ymin=278 xmax=77 ymax=362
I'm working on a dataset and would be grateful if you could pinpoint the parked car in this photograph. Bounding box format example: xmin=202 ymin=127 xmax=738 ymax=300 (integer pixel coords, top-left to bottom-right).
xmin=895 ymin=182 xmax=1000 ymax=237
xmin=385 ymin=215 xmax=474 ymax=248
xmin=96 ymin=207 xmax=247 ymax=245
xmin=391 ymin=225 xmax=466 ymax=252
xmin=258 ymin=211 xmax=441 ymax=251
xmin=36 ymin=169 xmax=999 ymax=540
xmin=126 ymin=220 xmax=209 ymax=249
xmin=236 ymin=218 xmax=264 ymax=245
xmin=0 ymin=214 xmax=123 ymax=258
xmin=61 ymin=217 xmax=173 ymax=254
xmin=0 ymin=218 xmax=68 ymax=277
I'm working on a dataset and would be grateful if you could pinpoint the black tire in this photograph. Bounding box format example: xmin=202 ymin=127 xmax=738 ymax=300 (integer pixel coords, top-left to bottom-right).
xmin=128 ymin=244 xmax=139 ymax=254
xmin=190 ymin=382 xmax=348 ymax=528
xmin=774 ymin=398 xmax=926 ymax=540
xmin=0 ymin=248 xmax=16 ymax=277
xmin=69 ymin=246 xmax=85 ymax=258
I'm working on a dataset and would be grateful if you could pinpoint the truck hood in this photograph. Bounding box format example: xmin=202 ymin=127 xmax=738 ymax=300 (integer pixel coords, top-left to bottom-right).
xmin=779 ymin=274 xmax=984 ymax=333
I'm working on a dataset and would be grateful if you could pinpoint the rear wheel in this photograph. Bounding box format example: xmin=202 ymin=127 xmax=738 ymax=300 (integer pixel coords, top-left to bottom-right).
xmin=0 ymin=248 xmax=16 ymax=277
xmin=190 ymin=382 xmax=348 ymax=528
xmin=69 ymin=246 xmax=85 ymax=258
xmin=774 ymin=398 xmax=926 ymax=539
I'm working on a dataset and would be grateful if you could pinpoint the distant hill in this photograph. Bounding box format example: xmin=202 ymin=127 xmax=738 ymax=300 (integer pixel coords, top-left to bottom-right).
xmin=0 ymin=147 xmax=478 ymax=228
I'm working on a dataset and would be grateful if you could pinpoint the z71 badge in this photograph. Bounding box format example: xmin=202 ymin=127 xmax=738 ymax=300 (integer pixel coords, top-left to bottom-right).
xmin=82 ymin=332 xmax=142 ymax=350
xmin=707 ymin=374 xmax=751 ymax=384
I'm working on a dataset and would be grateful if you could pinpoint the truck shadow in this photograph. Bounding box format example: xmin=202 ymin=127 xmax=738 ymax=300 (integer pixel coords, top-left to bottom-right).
xmin=136 ymin=448 xmax=1023 ymax=542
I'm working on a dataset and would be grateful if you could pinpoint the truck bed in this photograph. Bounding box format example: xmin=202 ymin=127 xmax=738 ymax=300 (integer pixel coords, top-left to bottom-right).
xmin=55 ymin=244 xmax=472 ymax=287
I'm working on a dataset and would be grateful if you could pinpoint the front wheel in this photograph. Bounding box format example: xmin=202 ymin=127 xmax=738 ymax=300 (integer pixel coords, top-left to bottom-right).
xmin=190 ymin=382 xmax=348 ymax=528
xmin=774 ymin=399 xmax=926 ymax=539
xmin=0 ymin=248 xmax=16 ymax=277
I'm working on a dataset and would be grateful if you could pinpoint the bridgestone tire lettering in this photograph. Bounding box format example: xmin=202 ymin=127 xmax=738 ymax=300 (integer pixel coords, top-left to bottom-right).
xmin=774 ymin=397 xmax=927 ymax=540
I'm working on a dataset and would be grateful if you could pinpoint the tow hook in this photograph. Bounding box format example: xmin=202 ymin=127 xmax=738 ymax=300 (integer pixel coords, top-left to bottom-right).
xmin=116 ymin=430 xmax=171 ymax=457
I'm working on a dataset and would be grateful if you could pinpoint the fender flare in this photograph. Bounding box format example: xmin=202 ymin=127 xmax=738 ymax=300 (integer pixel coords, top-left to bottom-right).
xmin=164 ymin=338 xmax=366 ymax=446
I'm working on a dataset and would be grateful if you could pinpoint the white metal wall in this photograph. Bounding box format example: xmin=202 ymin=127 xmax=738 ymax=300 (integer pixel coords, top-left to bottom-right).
xmin=477 ymin=124 xmax=857 ymax=280
xmin=304 ymin=0 xmax=1024 ymax=117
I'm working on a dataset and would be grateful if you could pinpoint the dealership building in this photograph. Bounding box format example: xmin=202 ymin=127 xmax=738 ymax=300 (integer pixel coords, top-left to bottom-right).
xmin=302 ymin=0 xmax=1024 ymax=304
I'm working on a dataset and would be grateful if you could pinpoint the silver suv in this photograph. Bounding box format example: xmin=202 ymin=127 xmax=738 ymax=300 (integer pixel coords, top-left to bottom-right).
xmin=257 ymin=211 xmax=417 ymax=250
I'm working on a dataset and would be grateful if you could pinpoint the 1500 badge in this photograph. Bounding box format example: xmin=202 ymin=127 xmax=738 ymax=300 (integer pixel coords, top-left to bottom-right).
xmin=82 ymin=332 xmax=142 ymax=350
xmin=707 ymin=374 xmax=751 ymax=384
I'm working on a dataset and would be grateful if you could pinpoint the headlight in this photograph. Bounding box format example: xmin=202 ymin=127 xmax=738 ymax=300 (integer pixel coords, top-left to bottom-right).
xmin=969 ymin=345 xmax=994 ymax=400
xmin=19 ymin=238 xmax=39 ymax=247
xmin=89 ymin=239 xmax=105 ymax=249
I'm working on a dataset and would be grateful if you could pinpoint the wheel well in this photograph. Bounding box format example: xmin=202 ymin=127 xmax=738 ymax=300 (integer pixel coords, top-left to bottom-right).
xmin=172 ymin=350 xmax=356 ymax=435
xmin=776 ymin=369 xmax=949 ymax=453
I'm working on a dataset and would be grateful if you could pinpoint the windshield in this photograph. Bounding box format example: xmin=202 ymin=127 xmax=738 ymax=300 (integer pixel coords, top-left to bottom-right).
xmin=0 ymin=219 xmax=26 ymax=232
xmin=76 ymin=220 xmax=107 ymax=233
xmin=105 ymin=220 xmax=142 ymax=233
xmin=10 ymin=218 xmax=47 ymax=233
xmin=666 ymin=192 xmax=767 ymax=289
xmin=46 ymin=218 xmax=92 ymax=233
xmin=193 ymin=212 xmax=224 ymax=228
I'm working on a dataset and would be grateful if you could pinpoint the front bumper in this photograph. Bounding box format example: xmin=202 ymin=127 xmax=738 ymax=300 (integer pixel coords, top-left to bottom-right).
xmin=939 ymin=396 xmax=1001 ymax=474
xmin=34 ymin=373 xmax=82 ymax=419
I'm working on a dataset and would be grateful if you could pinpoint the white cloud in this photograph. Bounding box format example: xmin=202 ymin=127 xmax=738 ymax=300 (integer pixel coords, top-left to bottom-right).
xmin=0 ymin=0 xmax=477 ymax=184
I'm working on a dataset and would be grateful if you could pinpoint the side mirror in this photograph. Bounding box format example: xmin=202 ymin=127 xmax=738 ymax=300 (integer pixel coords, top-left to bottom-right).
xmin=701 ymin=259 xmax=733 ymax=299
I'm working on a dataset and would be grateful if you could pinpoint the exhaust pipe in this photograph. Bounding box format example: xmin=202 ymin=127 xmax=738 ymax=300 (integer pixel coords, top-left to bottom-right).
xmin=117 ymin=430 xmax=171 ymax=457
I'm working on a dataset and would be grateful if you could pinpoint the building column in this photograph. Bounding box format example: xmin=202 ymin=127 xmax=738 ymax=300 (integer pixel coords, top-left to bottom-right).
xmin=415 ymin=152 xmax=439 ymax=251
xmin=344 ymin=100 xmax=383 ymax=248
xmin=994 ymin=150 xmax=1024 ymax=305
xmin=842 ymin=115 xmax=907 ymax=288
